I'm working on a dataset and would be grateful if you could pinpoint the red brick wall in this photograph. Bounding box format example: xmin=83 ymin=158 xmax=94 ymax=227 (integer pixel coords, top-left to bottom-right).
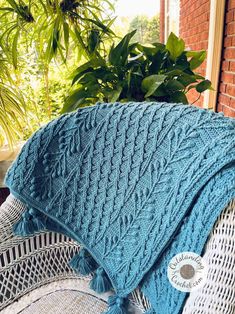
xmin=179 ymin=0 xmax=210 ymax=107
xmin=160 ymin=0 xmax=165 ymax=43
xmin=217 ymin=0 xmax=235 ymax=117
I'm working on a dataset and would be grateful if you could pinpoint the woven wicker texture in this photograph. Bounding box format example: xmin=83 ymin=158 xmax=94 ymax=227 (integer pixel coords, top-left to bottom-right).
xmin=1 ymin=194 xmax=235 ymax=313
xmin=183 ymin=199 xmax=235 ymax=314
xmin=0 ymin=195 xmax=81 ymax=310
xmin=19 ymin=290 xmax=107 ymax=314
xmin=0 ymin=193 xmax=25 ymax=245
xmin=0 ymin=195 xmax=147 ymax=313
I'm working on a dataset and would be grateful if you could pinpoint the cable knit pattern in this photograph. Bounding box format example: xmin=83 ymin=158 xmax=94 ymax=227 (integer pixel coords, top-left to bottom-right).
xmin=4 ymin=102 xmax=235 ymax=314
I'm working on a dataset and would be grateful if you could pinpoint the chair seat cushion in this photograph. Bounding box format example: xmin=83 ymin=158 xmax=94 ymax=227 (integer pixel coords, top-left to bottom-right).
xmin=19 ymin=290 xmax=107 ymax=314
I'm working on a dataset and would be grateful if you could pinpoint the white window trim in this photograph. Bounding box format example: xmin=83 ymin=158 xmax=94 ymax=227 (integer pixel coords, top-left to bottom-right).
xmin=164 ymin=0 xmax=179 ymax=43
xmin=203 ymin=0 xmax=226 ymax=109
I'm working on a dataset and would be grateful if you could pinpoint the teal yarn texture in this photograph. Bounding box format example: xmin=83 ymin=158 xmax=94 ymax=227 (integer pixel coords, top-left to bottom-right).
xmin=4 ymin=102 xmax=235 ymax=314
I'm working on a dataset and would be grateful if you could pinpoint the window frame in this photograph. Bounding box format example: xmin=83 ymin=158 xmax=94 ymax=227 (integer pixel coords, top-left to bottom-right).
xmin=164 ymin=0 xmax=180 ymax=43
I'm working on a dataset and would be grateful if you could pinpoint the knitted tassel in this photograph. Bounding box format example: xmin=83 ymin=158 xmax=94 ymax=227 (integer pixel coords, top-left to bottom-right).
xmin=103 ymin=295 xmax=129 ymax=314
xmin=13 ymin=208 xmax=47 ymax=236
xmin=69 ymin=248 xmax=98 ymax=275
xmin=89 ymin=266 xmax=112 ymax=293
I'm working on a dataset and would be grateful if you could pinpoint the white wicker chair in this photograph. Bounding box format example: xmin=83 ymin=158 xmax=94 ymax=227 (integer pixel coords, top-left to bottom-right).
xmin=0 ymin=194 xmax=235 ymax=314
xmin=0 ymin=194 xmax=149 ymax=314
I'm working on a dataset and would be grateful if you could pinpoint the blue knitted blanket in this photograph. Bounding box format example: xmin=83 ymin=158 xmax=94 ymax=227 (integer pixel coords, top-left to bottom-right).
xmin=4 ymin=102 xmax=235 ymax=314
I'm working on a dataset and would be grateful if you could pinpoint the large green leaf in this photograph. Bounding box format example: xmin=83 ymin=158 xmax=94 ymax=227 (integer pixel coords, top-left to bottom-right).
xmin=78 ymin=72 xmax=98 ymax=85
xmin=149 ymin=51 xmax=165 ymax=73
xmin=137 ymin=43 xmax=165 ymax=57
xmin=70 ymin=56 xmax=106 ymax=83
xmin=12 ymin=29 xmax=20 ymax=69
xmin=45 ymin=18 xmax=60 ymax=62
xmin=109 ymin=30 xmax=137 ymax=66
xmin=174 ymin=53 xmax=190 ymax=71
xmin=166 ymin=79 xmax=185 ymax=91
xmin=166 ymin=32 xmax=185 ymax=61
xmin=61 ymin=88 xmax=91 ymax=113
xmin=177 ymin=73 xmax=197 ymax=86
xmin=170 ymin=91 xmax=188 ymax=104
xmin=186 ymin=50 xmax=206 ymax=70
xmin=196 ymin=79 xmax=212 ymax=93
xmin=63 ymin=20 xmax=69 ymax=56
xmin=164 ymin=69 xmax=183 ymax=77
xmin=72 ymin=69 xmax=95 ymax=85
xmin=73 ymin=27 xmax=90 ymax=58
xmin=70 ymin=62 xmax=94 ymax=84
xmin=141 ymin=74 xmax=167 ymax=98
xmin=105 ymin=85 xmax=123 ymax=102
xmin=88 ymin=29 xmax=100 ymax=54
xmin=152 ymin=84 xmax=167 ymax=97
xmin=0 ymin=82 xmax=27 ymax=147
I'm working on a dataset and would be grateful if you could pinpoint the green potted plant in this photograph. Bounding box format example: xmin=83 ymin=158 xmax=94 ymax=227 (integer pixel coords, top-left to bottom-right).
xmin=0 ymin=0 xmax=116 ymax=196
xmin=62 ymin=31 xmax=212 ymax=113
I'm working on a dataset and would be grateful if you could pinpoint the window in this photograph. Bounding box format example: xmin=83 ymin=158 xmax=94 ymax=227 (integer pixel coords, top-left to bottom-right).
xmin=114 ymin=0 xmax=160 ymax=45
xmin=164 ymin=0 xmax=180 ymax=42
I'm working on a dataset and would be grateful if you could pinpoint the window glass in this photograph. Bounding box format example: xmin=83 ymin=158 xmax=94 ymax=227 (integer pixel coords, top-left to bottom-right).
xmin=165 ymin=0 xmax=180 ymax=41
xmin=114 ymin=0 xmax=160 ymax=44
